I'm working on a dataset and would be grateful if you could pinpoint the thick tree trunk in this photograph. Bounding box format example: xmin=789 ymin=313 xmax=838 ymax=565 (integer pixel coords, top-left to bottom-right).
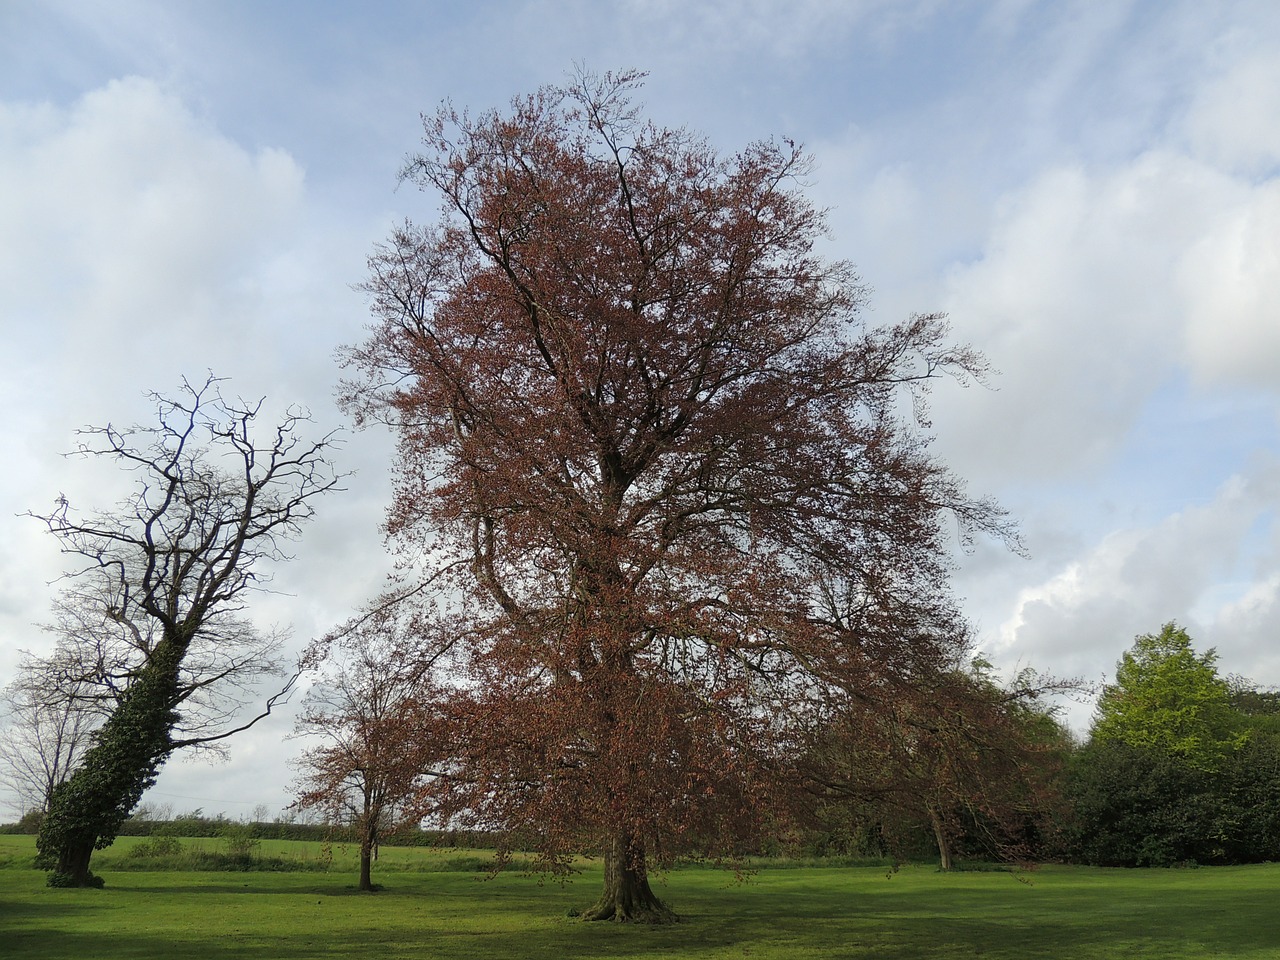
xmin=358 ymin=821 xmax=376 ymax=891
xmin=581 ymin=832 xmax=676 ymax=923
xmin=928 ymin=806 xmax=954 ymax=872
xmin=37 ymin=639 xmax=183 ymax=887
xmin=55 ymin=839 xmax=97 ymax=888
xmin=358 ymin=796 xmax=379 ymax=891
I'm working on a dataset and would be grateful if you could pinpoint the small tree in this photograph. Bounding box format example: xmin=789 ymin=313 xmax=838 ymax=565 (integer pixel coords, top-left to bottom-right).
xmin=33 ymin=376 xmax=341 ymax=886
xmin=292 ymin=611 xmax=437 ymax=891
xmin=346 ymin=70 xmax=1013 ymax=920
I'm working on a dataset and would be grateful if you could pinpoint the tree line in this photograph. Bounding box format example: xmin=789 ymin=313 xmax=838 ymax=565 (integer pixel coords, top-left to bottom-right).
xmin=3 ymin=69 xmax=1274 ymax=922
xmin=283 ymin=619 xmax=1280 ymax=877
xmin=1065 ymin=623 xmax=1280 ymax=867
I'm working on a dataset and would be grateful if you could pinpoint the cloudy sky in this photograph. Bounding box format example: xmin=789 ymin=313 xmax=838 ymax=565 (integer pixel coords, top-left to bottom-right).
xmin=2 ymin=0 xmax=1278 ymax=820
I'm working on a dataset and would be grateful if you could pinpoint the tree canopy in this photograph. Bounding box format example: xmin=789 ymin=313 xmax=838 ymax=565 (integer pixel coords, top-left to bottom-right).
xmin=346 ymin=70 xmax=1013 ymax=921
xmin=1091 ymin=622 xmax=1242 ymax=772
xmin=293 ymin=611 xmax=438 ymax=891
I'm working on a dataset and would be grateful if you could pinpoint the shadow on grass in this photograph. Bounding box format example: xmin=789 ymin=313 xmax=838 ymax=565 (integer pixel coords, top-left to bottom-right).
xmin=10 ymin=910 xmax=1280 ymax=960
xmin=6 ymin=867 xmax=1280 ymax=960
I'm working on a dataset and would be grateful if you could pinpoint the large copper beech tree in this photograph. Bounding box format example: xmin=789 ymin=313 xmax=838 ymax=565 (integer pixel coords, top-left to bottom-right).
xmin=346 ymin=71 xmax=1014 ymax=922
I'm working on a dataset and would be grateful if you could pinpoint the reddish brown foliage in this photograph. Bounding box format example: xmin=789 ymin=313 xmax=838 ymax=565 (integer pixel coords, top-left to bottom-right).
xmin=345 ymin=70 xmax=1014 ymax=918
xmin=293 ymin=613 xmax=438 ymax=890
xmin=803 ymin=664 xmax=1074 ymax=869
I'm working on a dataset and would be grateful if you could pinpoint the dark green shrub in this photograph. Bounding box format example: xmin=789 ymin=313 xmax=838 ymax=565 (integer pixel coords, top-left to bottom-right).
xmin=1065 ymin=741 xmax=1221 ymax=866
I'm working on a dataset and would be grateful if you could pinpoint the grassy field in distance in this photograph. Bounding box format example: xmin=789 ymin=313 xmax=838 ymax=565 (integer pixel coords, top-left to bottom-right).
xmin=2 ymin=835 xmax=1278 ymax=959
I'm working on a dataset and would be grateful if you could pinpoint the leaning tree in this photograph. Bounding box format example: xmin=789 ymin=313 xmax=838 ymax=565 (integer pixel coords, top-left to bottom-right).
xmin=4 ymin=558 xmax=293 ymax=823
xmin=346 ymin=70 xmax=1014 ymax=921
xmin=33 ymin=376 xmax=341 ymax=886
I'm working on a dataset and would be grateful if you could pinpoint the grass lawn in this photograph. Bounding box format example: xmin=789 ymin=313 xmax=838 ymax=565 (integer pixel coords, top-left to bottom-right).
xmin=1 ymin=835 xmax=1277 ymax=958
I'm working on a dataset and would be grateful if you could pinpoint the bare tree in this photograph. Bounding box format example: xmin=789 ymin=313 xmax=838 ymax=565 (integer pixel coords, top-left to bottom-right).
xmin=32 ymin=375 xmax=342 ymax=887
xmin=0 ymin=654 xmax=98 ymax=819
xmin=31 ymin=581 xmax=290 ymax=754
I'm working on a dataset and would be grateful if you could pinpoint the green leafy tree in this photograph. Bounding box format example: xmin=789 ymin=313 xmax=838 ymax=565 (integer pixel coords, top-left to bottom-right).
xmin=1066 ymin=625 xmax=1280 ymax=866
xmin=1091 ymin=622 xmax=1242 ymax=772
xmin=1218 ymin=680 xmax=1280 ymax=861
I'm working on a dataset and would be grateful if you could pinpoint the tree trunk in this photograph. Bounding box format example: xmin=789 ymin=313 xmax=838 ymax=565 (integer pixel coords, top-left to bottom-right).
xmin=359 ymin=822 xmax=376 ymax=891
xmin=54 ymin=839 xmax=97 ymax=888
xmin=928 ymin=806 xmax=953 ymax=872
xmin=359 ymin=845 xmax=373 ymax=891
xmin=36 ymin=639 xmax=183 ymax=887
xmin=581 ymin=832 xmax=676 ymax=923
xmin=357 ymin=792 xmax=380 ymax=891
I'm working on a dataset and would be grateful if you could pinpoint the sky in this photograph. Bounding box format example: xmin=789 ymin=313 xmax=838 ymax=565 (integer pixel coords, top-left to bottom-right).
xmin=1 ymin=0 xmax=1278 ymax=821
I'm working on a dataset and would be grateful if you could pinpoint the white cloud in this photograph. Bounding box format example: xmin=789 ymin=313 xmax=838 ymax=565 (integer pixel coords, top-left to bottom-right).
xmin=1214 ymin=572 xmax=1280 ymax=680
xmin=991 ymin=462 xmax=1280 ymax=700
xmin=1183 ymin=44 xmax=1280 ymax=177
xmin=927 ymin=144 xmax=1280 ymax=489
xmin=0 ymin=77 xmax=305 ymax=404
xmin=1178 ymin=179 xmax=1280 ymax=389
xmin=934 ymin=158 xmax=1189 ymax=480
xmin=0 ymin=76 xmax=386 ymax=681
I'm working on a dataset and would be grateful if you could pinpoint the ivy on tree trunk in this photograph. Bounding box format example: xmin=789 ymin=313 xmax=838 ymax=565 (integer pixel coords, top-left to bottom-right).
xmin=38 ymin=640 xmax=184 ymax=886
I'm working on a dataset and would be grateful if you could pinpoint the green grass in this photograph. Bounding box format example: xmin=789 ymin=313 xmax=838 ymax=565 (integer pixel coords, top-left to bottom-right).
xmin=0 ymin=834 xmax=527 ymax=874
xmin=2 ymin=836 xmax=1278 ymax=958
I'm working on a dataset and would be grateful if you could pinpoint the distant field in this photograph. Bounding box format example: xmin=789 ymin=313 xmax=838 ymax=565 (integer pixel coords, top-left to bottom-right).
xmin=2 ymin=835 xmax=1278 ymax=959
